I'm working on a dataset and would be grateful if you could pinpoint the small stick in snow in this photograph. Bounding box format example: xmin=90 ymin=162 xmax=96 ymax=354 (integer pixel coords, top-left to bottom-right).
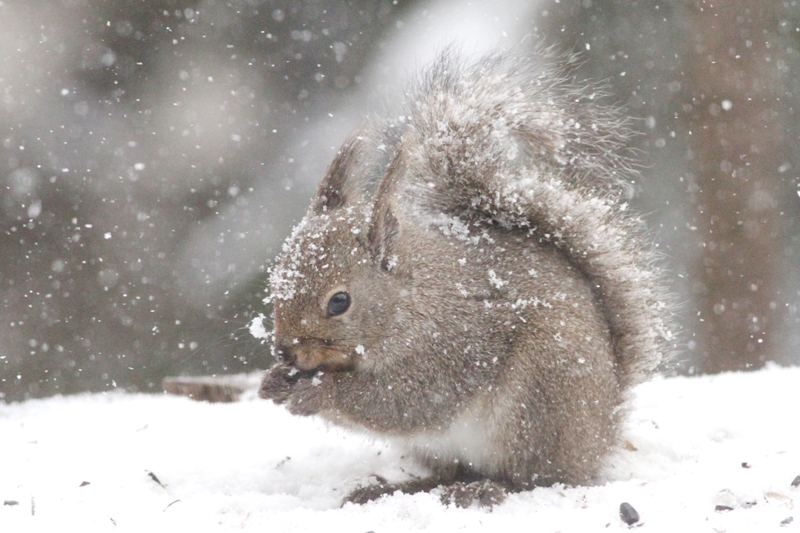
xmin=163 ymin=499 xmax=182 ymax=512
xmin=147 ymin=470 xmax=166 ymax=488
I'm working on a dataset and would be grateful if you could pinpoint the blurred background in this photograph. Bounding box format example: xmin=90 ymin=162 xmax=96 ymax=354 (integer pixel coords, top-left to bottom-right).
xmin=1 ymin=0 xmax=799 ymax=402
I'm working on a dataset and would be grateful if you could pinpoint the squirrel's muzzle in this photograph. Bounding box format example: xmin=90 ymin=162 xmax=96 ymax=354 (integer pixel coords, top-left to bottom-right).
xmin=274 ymin=337 xmax=355 ymax=372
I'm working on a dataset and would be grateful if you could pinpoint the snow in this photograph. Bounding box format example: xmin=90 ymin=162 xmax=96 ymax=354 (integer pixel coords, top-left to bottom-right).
xmin=2 ymin=365 xmax=799 ymax=532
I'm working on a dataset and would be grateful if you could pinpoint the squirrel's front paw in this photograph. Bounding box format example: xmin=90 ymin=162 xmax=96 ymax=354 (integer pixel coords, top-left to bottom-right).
xmin=258 ymin=363 xmax=313 ymax=403
xmin=283 ymin=372 xmax=327 ymax=416
xmin=259 ymin=363 xmax=328 ymax=416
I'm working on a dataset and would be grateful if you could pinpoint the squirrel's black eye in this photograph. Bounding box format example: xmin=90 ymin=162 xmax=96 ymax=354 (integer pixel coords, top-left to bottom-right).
xmin=326 ymin=291 xmax=351 ymax=317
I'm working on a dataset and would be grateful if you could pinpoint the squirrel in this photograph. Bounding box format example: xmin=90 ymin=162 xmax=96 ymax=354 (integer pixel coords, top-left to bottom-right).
xmin=257 ymin=48 xmax=673 ymax=506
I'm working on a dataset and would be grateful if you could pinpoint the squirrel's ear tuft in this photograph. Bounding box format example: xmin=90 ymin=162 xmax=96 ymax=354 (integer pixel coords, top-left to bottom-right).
xmin=368 ymin=203 xmax=400 ymax=271
xmin=367 ymin=142 xmax=406 ymax=271
xmin=313 ymin=136 xmax=361 ymax=213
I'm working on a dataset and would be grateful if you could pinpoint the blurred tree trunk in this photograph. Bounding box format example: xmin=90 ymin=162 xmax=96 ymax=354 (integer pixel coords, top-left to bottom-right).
xmin=684 ymin=1 xmax=788 ymax=373
xmin=534 ymin=0 xmax=795 ymax=374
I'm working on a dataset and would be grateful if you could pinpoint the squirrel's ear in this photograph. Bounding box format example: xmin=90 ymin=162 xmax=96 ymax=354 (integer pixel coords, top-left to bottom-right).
xmin=368 ymin=202 xmax=400 ymax=271
xmin=312 ymin=135 xmax=361 ymax=213
xmin=367 ymin=140 xmax=407 ymax=271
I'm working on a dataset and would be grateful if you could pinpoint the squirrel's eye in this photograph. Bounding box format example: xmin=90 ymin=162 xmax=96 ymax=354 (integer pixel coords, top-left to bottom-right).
xmin=326 ymin=291 xmax=351 ymax=317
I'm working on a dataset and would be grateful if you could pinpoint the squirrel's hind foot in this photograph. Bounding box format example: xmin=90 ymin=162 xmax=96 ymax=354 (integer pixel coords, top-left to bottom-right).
xmin=343 ymin=476 xmax=439 ymax=506
xmin=439 ymin=479 xmax=508 ymax=508
xmin=342 ymin=476 xmax=507 ymax=508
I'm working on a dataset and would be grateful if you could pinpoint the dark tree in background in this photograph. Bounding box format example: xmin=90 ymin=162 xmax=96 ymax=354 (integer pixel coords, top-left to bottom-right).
xmin=683 ymin=1 xmax=793 ymax=373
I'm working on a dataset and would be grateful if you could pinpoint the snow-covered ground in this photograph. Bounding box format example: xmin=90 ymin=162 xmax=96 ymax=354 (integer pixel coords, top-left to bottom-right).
xmin=1 ymin=365 xmax=798 ymax=532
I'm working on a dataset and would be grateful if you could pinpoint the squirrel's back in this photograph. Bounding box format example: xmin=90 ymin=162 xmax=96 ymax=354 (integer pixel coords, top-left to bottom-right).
xmin=379 ymin=48 xmax=672 ymax=390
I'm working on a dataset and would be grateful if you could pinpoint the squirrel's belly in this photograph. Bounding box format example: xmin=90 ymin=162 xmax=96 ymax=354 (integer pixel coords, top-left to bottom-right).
xmin=402 ymin=392 xmax=505 ymax=474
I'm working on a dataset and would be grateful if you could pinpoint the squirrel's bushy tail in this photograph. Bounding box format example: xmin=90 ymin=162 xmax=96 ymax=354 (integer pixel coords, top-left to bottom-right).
xmin=394 ymin=48 xmax=672 ymax=389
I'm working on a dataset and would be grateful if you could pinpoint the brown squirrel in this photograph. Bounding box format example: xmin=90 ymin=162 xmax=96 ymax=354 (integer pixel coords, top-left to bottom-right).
xmin=257 ymin=48 xmax=672 ymax=506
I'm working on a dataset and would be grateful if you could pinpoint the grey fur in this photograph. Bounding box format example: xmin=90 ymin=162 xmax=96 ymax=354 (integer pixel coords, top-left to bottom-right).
xmin=259 ymin=49 xmax=673 ymax=497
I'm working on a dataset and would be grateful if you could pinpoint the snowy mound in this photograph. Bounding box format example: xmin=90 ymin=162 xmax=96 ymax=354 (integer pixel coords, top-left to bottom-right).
xmin=2 ymin=366 xmax=798 ymax=531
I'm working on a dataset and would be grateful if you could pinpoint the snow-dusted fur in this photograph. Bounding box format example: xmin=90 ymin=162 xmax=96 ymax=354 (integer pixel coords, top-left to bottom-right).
xmin=259 ymin=49 xmax=673 ymax=494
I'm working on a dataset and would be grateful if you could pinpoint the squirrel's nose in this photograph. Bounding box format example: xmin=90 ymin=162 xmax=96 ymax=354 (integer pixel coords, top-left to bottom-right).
xmin=274 ymin=340 xmax=297 ymax=365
